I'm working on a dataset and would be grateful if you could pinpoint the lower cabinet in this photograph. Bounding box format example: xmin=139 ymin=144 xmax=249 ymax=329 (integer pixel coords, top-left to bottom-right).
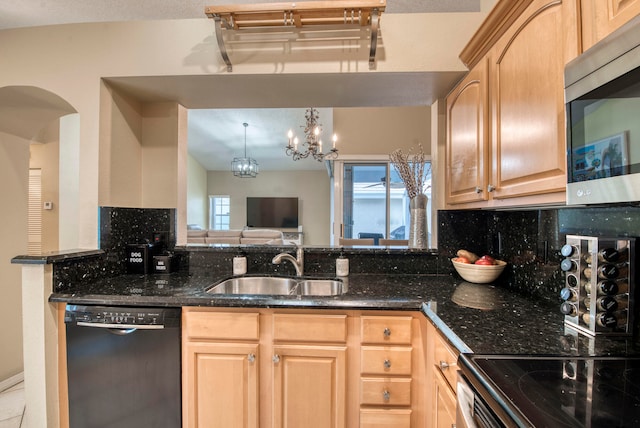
xmin=272 ymin=344 xmax=346 ymax=427
xmin=182 ymin=310 xmax=260 ymax=428
xmin=183 ymin=342 xmax=259 ymax=428
xmin=433 ymin=369 xmax=457 ymax=428
xmin=182 ymin=307 xmax=427 ymax=428
xmin=427 ymin=321 xmax=460 ymax=428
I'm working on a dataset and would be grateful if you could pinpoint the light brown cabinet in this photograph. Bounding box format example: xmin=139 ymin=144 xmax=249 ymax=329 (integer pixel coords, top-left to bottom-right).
xmin=360 ymin=315 xmax=418 ymax=428
xmin=446 ymin=0 xmax=580 ymax=208
xmin=182 ymin=310 xmax=260 ymax=428
xmin=446 ymin=58 xmax=489 ymax=205
xmin=183 ymin=308 xmax=426 ymax=428
xmin=271 ymin=313 xmax=348 ymax=428
xmin=581 ymin=0 xmax=640 ymax=50
xmin=426 ymin=321 xmax=459 ymax=428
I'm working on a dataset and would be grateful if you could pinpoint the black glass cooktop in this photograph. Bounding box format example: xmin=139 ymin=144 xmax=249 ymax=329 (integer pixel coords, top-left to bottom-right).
xmin=460 ymin=354 xmax=640 ymax=428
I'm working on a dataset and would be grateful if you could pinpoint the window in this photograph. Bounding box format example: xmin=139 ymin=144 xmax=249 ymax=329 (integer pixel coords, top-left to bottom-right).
xmin=209 ymin=196 xmax=230 ymax=230
xmin=337 ymin=160 xmax=432 ymax=245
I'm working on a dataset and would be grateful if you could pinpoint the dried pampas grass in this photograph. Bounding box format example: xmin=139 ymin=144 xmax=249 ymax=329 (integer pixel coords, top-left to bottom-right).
xmin=389 ymin=144 xmax=431 ymax=199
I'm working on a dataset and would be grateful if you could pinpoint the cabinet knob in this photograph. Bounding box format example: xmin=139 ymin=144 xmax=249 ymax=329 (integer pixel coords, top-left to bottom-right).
xmin=383 ymin=359 xmax=391 ymax=369
xmin=382 ymin=389 xmax=390 ymax=402
xmin=475 ymin=186 xmax=482 ymax=194
xmin=383 ymin=327 xmax=391 ymax=337
xmin=247 ymin=353 xmax=256 ymax=363
xmin=487 ymin=184 xmax=496 ymax=192
xmin=439 ymin=360 xmax=450 ymax=370
xmin=272 ymin=354 xmax=280 ymax=364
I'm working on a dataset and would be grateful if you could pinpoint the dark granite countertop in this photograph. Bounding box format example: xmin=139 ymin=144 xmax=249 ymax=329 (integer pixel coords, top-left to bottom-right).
xmin=49 ymin=271 xmax=640 ymax=358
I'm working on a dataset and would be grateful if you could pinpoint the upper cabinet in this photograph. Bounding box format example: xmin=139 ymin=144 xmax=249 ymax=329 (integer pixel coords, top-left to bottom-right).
xmin=445 ymin=0 xmax=580 ymax=208
xmin=446 ymin=59 xmax=489 ymax=205
xmin=581 ymin=0 xmax=640 ymax=50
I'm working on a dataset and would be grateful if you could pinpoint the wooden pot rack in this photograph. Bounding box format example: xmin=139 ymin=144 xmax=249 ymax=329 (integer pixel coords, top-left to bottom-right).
xmin=205 ymin=0 xmax=386 ymax=71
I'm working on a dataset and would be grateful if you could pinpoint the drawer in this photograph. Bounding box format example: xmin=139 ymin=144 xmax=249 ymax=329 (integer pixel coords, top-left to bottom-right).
xmin=360 ymin=377 xmax=412 ymax=406
xmin=361 ymin=346 xmax=412 ymax=376
xmin=360 ymin=408 xmax=411 ymax=428
xmin=361 ymin=316 xmax=412 ymax=345
xmin=273 ymin=313 xmax=347 ymax=343
xmin=433 ymin=333 xmax=458 ymax=389
xmin=184 ymin=310 xmax=259 ymax=341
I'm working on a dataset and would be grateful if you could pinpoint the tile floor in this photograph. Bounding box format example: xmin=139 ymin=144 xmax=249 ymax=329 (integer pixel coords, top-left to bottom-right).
xmin=0 ymin=375 xmax=25 ymax=428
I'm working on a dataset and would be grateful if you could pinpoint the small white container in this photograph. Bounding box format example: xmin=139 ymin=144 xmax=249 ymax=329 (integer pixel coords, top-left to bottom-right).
xmin=233 ymin=256 xmax=247 ymax=275
xmin=336 ymin=256 xmax=349 ymax=277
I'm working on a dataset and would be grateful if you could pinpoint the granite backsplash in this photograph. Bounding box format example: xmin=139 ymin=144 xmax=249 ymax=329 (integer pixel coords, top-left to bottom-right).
xmin=438 ymin=204 xmax=640 ymax=303
xmin=53 ymin=205 xmax=640 ymax=305
xmin=54 ymin=207 xmax=178 ymax=291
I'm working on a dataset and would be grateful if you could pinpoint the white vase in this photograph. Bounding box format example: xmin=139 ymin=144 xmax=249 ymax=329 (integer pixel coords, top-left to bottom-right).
xmin=408 ymin=194 xmax=428 ymax=249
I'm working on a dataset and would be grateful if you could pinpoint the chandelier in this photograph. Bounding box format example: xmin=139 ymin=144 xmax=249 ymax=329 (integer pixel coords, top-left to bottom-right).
xmin=231 ymin=122 xmax=258 ymax=178
xmin=285 ymin=108 xmax=338 ymax=162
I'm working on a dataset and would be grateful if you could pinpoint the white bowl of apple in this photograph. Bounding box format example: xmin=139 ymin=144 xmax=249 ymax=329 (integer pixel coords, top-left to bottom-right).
xmin=451 ymin=249 xmax=507 ymax=284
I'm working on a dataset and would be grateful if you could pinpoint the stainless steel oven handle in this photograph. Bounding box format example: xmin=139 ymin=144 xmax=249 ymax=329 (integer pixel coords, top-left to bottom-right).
xmin=456 ymin=378 xmax=478 ymax=428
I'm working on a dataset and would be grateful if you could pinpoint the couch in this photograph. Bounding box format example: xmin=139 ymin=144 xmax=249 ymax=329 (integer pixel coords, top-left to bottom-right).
xmin=187 ymin=229 xmax=284 ymax=245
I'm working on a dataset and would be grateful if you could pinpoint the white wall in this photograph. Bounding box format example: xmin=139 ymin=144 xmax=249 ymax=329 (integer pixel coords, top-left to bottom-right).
xmin=59 ymin=114 xmax=80 ymax=250
xmin=0 ymin=131 xmax=29 ymax=381
xmin=334 ymin=106 xmax=431 ymax=155
xmin=0 ymin=12 xmax=484 ymax=248
xmin=29 ymin=123 xmax=60 ymax=252
xmin=207 ymin=170 xmax=331 ymax=245
xmin=187 ymin=154 xmax=208 ymax=228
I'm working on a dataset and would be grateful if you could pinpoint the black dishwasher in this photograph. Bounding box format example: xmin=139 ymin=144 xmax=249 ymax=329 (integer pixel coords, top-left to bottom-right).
xmin=65 ymin=305 xmax=181 ymax=428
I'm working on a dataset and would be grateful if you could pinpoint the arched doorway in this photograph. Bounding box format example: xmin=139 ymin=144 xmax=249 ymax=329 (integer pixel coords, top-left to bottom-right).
xmin=0 ymin=85 xmax=77 ymax=383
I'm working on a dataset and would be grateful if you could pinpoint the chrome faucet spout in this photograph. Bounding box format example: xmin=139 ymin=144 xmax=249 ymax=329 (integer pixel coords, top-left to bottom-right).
xmin=272 ymin=247 xmax=304 ymax=276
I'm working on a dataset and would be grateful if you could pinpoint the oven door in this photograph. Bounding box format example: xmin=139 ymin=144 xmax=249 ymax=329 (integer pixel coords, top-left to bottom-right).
xmin=456 ymin=373 xmax=506 ymax=428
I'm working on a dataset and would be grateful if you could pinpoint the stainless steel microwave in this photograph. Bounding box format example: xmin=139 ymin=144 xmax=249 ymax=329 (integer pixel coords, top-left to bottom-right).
xmin=565 ymin=14 xmax=640 ymax=205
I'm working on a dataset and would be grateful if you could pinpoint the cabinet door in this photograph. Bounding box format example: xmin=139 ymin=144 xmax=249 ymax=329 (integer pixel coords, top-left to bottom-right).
xmin=183 ymin=342 xmax=259 ymax=428
xmin=433 ymin=369 xmax=457 ymax=428
xmin=272 ymin=344 xmax=347 ymax=428
xmin=360 ymin=408 xmax=412 ymax=428
xmin=582 ymin=0 xmax=640 ymax=50
xmin=446 ymin=58 xmax=489 ymax=205
xmin=490 ymin=0 xmax=567 ymax=200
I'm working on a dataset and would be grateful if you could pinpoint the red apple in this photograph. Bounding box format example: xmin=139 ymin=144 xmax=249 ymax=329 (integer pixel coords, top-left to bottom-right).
xmin=453 ymin=256 xmax=471 ymax=264
xmin=475 ymin=255 xmax=496 ymax=265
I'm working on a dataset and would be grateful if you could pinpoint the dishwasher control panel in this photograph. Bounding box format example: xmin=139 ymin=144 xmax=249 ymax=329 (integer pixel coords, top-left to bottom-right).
xmin=65 ymin=305 xmax=180 ymax=327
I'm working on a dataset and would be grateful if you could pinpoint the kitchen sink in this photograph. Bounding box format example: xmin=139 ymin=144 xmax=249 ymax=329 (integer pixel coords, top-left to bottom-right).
xmin=207 ymin=276 xmax=298 ymax=295
xmin=298 ymin=279 xmax=345 ymax=296
xmin=206 ymin=276 xmax=345 ymax=296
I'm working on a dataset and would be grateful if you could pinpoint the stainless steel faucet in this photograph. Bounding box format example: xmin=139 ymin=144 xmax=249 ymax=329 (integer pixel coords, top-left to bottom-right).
xmin=272 ymin=246 xmax=304 ymax=276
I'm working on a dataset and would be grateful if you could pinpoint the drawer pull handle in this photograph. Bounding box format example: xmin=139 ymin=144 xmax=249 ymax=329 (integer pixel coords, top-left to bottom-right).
xmin=382 ymin=389 xmax=390 ymax=402
xmin=383 ymin=359 xmax=391 ymax=369
xmin=439 ymin=360 xmax=450 ymax=370
xmin=248 ymin=353 xmax=256 ymax=363
xmin=273 ymin=354 xmax=280 ymax=364
xmin=383 ymin=327 xmax=391 ymax=337
xmin=475 ymin=186 xmax=482 ymax=194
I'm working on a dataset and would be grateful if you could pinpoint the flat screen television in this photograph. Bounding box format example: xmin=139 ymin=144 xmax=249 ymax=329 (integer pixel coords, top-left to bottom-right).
xmin=246 ymin=197 xmax=299 ymax=228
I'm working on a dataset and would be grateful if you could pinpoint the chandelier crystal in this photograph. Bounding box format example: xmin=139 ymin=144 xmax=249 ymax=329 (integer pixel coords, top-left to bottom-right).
xmin=285 ymin=108 xmax=338 ymax=162
xmin=231 ymin=122 xmax=258 ymax=178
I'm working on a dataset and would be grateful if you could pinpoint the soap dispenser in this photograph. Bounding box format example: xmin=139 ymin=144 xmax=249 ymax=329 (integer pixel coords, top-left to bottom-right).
xmin=233 ymin=253 xmax=247 ymax=275
xmin=336 ymin=251 xmax=349 ymax=277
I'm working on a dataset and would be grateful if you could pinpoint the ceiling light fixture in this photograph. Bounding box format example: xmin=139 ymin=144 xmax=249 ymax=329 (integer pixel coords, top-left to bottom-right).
xmin=285 ymin=108 xmax=338 ymax=162
xmin=232 ymin=122 xmax=259 ymax=178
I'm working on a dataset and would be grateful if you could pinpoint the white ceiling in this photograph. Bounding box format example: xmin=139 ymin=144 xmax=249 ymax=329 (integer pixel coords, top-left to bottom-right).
xmin=1 ymin=0 xmax=482 ymax=171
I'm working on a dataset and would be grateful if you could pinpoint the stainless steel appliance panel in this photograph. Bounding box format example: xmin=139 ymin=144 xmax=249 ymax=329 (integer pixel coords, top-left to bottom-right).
xmin=65 ymin=305 xmax=181 ymax=428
